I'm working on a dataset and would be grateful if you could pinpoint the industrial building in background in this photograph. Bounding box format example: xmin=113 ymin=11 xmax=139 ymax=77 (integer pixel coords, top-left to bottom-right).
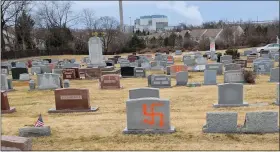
xmin=133 ymin=15 xmax=175 ymax=33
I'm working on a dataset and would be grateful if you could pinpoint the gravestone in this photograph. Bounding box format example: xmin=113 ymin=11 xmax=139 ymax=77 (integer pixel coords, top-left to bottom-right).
xmin=63 ymin=63 xmax=80 ymax=69
xmin=166 ymin=55 xmax=174 ymax=66
xmin=203 ymin=112 xmax=238 ymax=133
xmin=19 ymin=73 xmax=30 ymax=81
xmin=52 ymin=68 xmax=63 ymax=75
xmin=11 ymin=62 xmax=16 ymax=67
xmin=241 ymin=111 xmax=279 ymax=133
xmin=150 ymin=75 xmax=171 ymax=88
xmin=274 ymin=54 xmax=279 ymax=62
xmin=155 ymin=53 xmax=163 ymax=61
xmin=274 ymin=83 xmax=279 ymax=105
xmin=165 ymin=66 xmax=171 ymax=75
xmin=205 ymin=63 xmax=223 ymax=75
xmin=1 ymin=66 xmax=9 ymax=75
xmin=224 ymin=70 xmax=244 ymax=83
xmin=260 ymin=50 xmax=269 ymax=57
xmin=150 ymin=61 xmax=163 ymax=70
xmin=120 ymin=59 xmax=131 ymax=67
xmin=88 ymin=36 xmax=106 ymax=67
xmin=37 ymin=73 xmax=61 ymax=90
xmin=183 ymin=56 xmax=196 ymax=67
xmin=224 ymin=63 xmax=242 ymax=71
xmin=176 ymin=71 xmax=188 ymax=86
xmin=129 ymin=88 xmax=159 ymax=99
xmin=1 ymin=74 xmax=9 ymax=91
xmin=43 ymin=59 xmax=51 ymax=63
xmin=253 ymin=60 xmax=274 ymax=74
xmin=7 ymin=79 xmax=13 ymax=91
xmin=40 ymin=65 xmax=52 ymax=73
xmin=269 ymin=68 xmax=279 ymax=82
xmin=247 ymin=55 xmax=258 ymax=63
xmin=62 ymin=68 xmax=80 ymax=80
xmin=100 ymin=74 xmax=121 ymax=89
xmin=29 ymin=80 xmax=35 ymax=90
xmin=31 ymin=67 xmax=41 ymax=75
xmin=1 ymin=135 xmax=32 ymax=150
xmin=63 ymin=79 xmax=70 ymax=88
xmin=121 ymin=67 xmax=135 ymax=78
xmin=170 ymin=65 xmax=188 ymax=76
xmin=123 ymin=98 xmax=175 ymax=134
xmin=11 ymin=67 xmax=28 ymax=80
xmin=16 ymin=62 xmax=26 ymax=68
xmin=220 ymin=55 xmax=233 ymax=64
xmin=1 ymin=91 xmax=16 ymax=113
xmin=127 ymin=55 xmax=137 ymax=62
xmin=105 ymin=60 xmax=114 ymax=67
xmin=19 ymin=126 xmax=51 ymax=137
xmin=48 ymin=88 xmax=98 ymax=113
xmin=213 ymin=83 xmax=248 ymax=107
xmin=141 ymin=62 xmax=151 ymax=70
xmin=79 ymin=68 xmax=101 ymax=79
xmin=268 ymin=52 xmax=278 ymax=59
xmin=134 ymin=67 xmax=146 ymax=78
xmin=234 ymin=59 xmax=247 ymax=68
xmin=204 ymin=70 xmax=217 ymax=85
xmin=175 ymin=50 xmax=182 ymax=55
xmin=129 ymin=61 xmax=139 ymax=67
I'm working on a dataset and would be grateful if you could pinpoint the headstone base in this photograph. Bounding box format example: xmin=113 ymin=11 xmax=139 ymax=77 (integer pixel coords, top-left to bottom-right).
xmin=176 ymin=82 xmax=187 ymax=86
xmin=48 ymin=107 xmax=99 ymax=113
xmin=213 ymin=102 xmax=249 ymax=108
xmin=203 ymin=82 xmax=217 ymax=85
xmin=150 ymin=86 xmax=171 ymax=88
xmin=187 ymin=82 xmax=202 ymax=87
xmin=19 ymin=126 xmax=51 ymax=137
xmin=202 ymin=125 xmax=240 ymax=133
xmin=87 ymin=63 xmax=107 ymax=68
xmin=123 ymin=126 xmax=176 ymax=134
xmin=1 ymin=107 xmax=16 ymax=114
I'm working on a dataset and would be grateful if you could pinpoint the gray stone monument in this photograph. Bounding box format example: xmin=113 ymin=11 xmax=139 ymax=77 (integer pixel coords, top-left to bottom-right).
xmin=220 ymin=55 xmax=233 ymax=64
xmin=204 ymin=70 xmax=217 ymax=85
xmin=1 ymin=74 xmax=9 ymax=91
xmin=269 ymin=68 xmax=279 ymax=82
xmin=37 ymin=73 xmax=61 ymax=90
xmin=224 ymin=63 xmax=242 ymax=71
xmin=29 ymin=80 xmax=35 ymax=90
xmin=123 ymin=98 xmax=175 ymax=134
xmin=176 ymin=71 xmax=188 ymax=86
xmin=241 ymin=111 xmax=279 ymax=133
xmin=134 ymin=67 xmax=146 ymax=78
xmin=19 ymin=73 xmax=30 ymax=81
xmin=31 ymin=67 xmax=41 ymax=75
xmin=129 ymin=88 xmax=160 ymax=99
xmin=175 ymin=50 xmax=182 ymax=55
xmin=224 ymin=70 xmax=244 ymax=83
xmin=19 ymin=126 xmax=51 ymax=137
xmin=63 ymin=79 xmax=70 ymax=88
xmin=214 ymin=83 xmax=248 ymax=107
xmin=205 ymin=63 xmax=223 ymax=75
xmin=274 ymin=83 xmax=279 ymax=105
xmin=203 ymin=112 xmax=238 ymax=133
xmin=16 ymin=62 xmax=26 ymax=68
xmin=88 ymin=36 xmax=106 ymax=67
xmin=150 ymin=75 xmax=171 ymax=88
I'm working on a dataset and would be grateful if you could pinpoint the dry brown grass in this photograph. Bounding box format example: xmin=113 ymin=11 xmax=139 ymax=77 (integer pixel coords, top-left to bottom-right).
xmin=2 ymin=50 xmax=279 ymax=150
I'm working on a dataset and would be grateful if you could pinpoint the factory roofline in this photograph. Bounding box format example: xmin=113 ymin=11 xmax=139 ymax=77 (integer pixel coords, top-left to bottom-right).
xmin=140 ymin=15 xmax=167 ymax=19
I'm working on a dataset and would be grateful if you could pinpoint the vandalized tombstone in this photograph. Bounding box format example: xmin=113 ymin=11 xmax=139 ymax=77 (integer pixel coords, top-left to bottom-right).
xmin=204 ymin=70 xmax=217 ymax=85
xmin=1 ymin=91 xmax=16 ymax=114
xmin=99 ymin=74 xmax=121 ymax=89
xmin=129 ymin=88 xmax=160 ymax=99
xmin=48 ymin=88 xmax=98 ymax=113
xmin=123 ymin=98 xmax=175 ymax=134
xmin=176 ymin=71 xmax=188 ymax=86
xmin=203 ymin=112 xmax=238 ymax=133
xmin=170 ymin=65 xmax=188 ymax=76
xmin=213 ymin=83 xmax=248 ymax=107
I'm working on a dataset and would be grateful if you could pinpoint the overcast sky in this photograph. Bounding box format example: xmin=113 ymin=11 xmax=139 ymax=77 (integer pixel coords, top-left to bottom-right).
xmin=57 ymin=1 xmax=279 ymax=27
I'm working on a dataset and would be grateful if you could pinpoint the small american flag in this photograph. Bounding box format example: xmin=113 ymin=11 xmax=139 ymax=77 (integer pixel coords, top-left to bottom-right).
xmin=34 ymin=114 xmax=44 ymax=127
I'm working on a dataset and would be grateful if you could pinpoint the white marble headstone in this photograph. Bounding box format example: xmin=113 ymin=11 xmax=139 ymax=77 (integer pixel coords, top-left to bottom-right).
xmin=88 ymin=37 xmax=106 ymax=67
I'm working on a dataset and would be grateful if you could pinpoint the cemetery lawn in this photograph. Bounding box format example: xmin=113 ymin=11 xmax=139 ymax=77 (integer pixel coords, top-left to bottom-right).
xmin=2 ymin=48 xmax=279 ymax=150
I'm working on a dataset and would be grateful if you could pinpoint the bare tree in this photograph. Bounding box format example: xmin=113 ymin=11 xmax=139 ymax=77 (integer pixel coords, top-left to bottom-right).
xmin=1 ymin=0 xmax=26 ymax=51
xmin=35 ymin=1 xmax=78 ymax=28
xmin=81 ymin=8 xmax=99 ymax=32
xmin=97 ymin=16 xmax=119 ymax=54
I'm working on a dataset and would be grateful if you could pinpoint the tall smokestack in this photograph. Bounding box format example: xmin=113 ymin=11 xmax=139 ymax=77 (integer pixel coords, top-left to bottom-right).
xmin=119 ymin=0 xmax=124 ymax=32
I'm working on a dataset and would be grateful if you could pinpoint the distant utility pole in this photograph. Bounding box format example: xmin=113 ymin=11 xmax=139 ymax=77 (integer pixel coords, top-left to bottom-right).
xmin=119 ymin=0 xmax=124 ymax=32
